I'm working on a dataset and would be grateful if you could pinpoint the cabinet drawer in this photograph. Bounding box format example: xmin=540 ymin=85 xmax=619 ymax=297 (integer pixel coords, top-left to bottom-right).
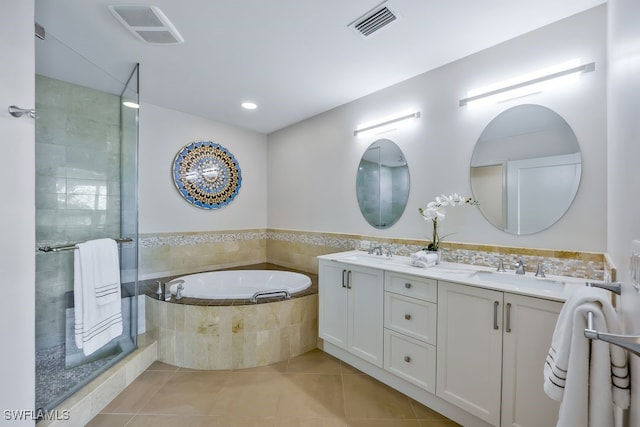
xmin=385 ymin=272 xmax=437 ymax=302
xmin=384 ymin=292 xmax=437 ymax=345
xmin=384 ymin=329 xmax=436 ymax=393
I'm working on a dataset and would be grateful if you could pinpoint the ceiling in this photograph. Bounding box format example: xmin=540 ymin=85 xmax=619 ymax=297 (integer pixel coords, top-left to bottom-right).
xmin=35 ymin=0 xmax=606 ymax=134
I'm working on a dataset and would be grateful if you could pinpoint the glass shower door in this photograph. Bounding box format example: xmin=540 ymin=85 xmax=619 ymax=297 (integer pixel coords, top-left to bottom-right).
xmin=34 ymin=31 xmax=139 ymax=413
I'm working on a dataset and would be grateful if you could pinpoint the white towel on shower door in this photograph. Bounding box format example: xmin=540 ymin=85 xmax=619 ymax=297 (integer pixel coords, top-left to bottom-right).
xmin=73 ymin=238 xmax=123 ymax=356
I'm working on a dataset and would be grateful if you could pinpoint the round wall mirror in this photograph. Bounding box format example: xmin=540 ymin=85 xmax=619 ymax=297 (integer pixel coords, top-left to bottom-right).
xmin=470 ymin=104 xmax=582 ymax=235
xmin=356 ymin=139 xmax=410 ymax=229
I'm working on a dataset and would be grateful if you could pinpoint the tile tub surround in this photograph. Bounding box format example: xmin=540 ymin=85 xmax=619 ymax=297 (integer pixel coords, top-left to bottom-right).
xmin=139 ymin=228 xmax=610 ymax=282
xmin=144 ymin=264 xmax=319 ymax=370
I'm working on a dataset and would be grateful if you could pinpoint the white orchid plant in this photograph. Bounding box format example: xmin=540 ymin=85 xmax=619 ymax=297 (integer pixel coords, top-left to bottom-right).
xmin=418 ymin=193 xmax=478 ymax=251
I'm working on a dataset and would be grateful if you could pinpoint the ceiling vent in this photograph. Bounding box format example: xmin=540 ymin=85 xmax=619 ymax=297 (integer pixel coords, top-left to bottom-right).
xmin=108 ymin=5 xmax=184 ymax=44
xmin=349 ymin=2 xmax=398 ymax=37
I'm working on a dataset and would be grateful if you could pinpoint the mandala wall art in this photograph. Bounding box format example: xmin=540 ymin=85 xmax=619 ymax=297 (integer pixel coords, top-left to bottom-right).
xmin=172 ymin=141 xmax=242 ymax=209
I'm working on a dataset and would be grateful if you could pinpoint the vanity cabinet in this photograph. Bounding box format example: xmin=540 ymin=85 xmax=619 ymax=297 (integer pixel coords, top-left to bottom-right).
xmin=436 ymin=280 xmax=561 ymax=427
xmin=383 ymin=272 xmax=438 ymax=392
xmin=318 ymin=260 xmax=384 ymax=367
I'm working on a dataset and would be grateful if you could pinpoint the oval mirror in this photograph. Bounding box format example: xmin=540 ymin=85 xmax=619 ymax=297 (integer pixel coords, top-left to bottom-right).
xmin=470 ymin=104 xmax=582 ymax=235
xmin=356 ymin=139 xmax=410 ymax=229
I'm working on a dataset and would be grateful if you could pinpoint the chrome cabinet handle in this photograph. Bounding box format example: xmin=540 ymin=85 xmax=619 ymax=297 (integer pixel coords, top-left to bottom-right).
xmin=341 ymin=269 xmax=347 ymax=288
xmin=405 ymin=282 xmax=412 ymax=289
xmin=404 ymin=314 xmax=412 ymax=320
xmin=347 ymin=270 xmax=352 ymax=289
xmin=506 ymin=303 xmax=512 ymax=333
xmin=404 ymin=356 xmax=411 ymax=363
xmin=493 ymin=301 xmax=499 ymax=330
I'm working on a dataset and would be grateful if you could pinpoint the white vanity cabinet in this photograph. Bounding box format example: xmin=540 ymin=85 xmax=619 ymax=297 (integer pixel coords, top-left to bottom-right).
xmin=436 ymin=280 xmax=562 ymax=427
xmin=383 ymin=272 xmax=438 ymax=393
xmin=318 ymin=260 xmax=384 ymax=367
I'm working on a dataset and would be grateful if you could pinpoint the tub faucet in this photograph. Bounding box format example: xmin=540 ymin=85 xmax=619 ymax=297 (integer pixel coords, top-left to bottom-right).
xmin=514 ymin=259 xmax=525 ymax=275
xmin=175 ymin=283 xmax=184 ymax=300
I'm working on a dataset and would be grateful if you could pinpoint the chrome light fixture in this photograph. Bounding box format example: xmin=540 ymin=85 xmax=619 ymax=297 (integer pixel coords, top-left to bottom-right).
xmin=460 ymin=60 xmax=595 ymax=109
xmin=354 ymin=111 xmax=420 ymax=137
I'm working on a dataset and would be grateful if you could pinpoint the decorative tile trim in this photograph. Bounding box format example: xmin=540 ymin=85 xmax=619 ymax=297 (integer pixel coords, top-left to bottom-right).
xmin=139 ymin=229 xmax=267 ymax=248
xmin=139 ymin=228 xmax=608 ymax=280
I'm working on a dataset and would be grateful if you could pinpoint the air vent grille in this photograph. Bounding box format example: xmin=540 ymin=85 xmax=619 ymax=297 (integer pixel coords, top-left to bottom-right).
xmin=108 ymin=5 xmax=184 ymax=44
xmin=351 ymin=5 xmax=397 ymax=37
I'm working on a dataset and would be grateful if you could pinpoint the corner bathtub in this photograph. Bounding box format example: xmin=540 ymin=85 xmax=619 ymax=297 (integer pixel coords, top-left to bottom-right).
xmin=147 ymin=266 xmax=318 ymax=370
xmin=168 ymin=270 xmax=312 ymax=301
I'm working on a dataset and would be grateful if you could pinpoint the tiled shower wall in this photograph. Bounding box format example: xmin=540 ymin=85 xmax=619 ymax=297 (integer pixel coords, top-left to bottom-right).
xmin=35 ymin=74 xmax=121 ymax=349
xmin=139 ymin=228 xmax=607 ymax=280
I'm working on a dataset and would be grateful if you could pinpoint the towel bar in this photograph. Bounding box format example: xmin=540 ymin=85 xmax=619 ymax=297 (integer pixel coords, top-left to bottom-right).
xmin=38 ymin=237 xmax=133 ymax=253
xmin=585 ymin=281 xmax=621 ymax=295
xmin=585 ymin=311 xmax=640 ymax=357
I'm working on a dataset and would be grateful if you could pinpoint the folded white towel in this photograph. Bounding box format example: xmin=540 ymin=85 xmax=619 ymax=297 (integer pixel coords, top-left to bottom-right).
xmin=544 ymin=287 xmax=629 ymax=427
xmin=74 ymin=238 xmax=123 ymax=356
xmin=410 ymin=251 xmax=438 ymax=268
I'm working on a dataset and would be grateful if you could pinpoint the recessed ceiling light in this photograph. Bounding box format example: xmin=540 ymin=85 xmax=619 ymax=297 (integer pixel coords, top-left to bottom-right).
xmin=241 ymin=102 xmax=257 ymax=110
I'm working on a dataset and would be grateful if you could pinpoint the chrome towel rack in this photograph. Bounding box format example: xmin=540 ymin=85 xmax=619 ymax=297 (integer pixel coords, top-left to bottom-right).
xmin=38 ymin=237 xmax=133 ymax=253
xmin=584 ymin=281 xmax=640 ymax=357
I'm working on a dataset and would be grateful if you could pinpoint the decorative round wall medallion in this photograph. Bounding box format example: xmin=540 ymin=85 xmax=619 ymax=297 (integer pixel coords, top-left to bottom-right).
xmin=172 ymin=141 xmax=242 ymax=209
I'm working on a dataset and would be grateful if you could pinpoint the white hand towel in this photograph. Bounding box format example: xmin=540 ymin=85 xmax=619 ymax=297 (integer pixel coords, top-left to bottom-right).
xmin=74 ymin=238 xmax=123 ymax=356
xmin=544 ymin=287 xmax=630 ymax=427
xmin=410 ymin=251 xmax=438 ymax=268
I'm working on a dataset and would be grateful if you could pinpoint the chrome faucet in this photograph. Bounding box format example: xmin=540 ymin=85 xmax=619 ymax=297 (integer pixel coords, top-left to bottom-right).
xmin=175 ymin=283 xmax=184 ymax=300
xmin=535 ymin=262 xmax=546 ymax=278
xmin=368 ymin=245 xmax=383 ymax=256
xmin=514 ymin=259 xmax=525 ymax=275
xmin=496 ymin=259 xmax=506 ymax=272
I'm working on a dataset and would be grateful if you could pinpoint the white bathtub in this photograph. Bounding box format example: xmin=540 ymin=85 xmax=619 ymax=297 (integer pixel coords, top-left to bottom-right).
xmin=168 ymin=270 xmax=312 ymax=301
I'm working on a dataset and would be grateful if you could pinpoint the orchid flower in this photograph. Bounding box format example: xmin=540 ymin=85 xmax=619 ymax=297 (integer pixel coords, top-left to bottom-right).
xmin=418 ymin=193 xmax=478 ymax=251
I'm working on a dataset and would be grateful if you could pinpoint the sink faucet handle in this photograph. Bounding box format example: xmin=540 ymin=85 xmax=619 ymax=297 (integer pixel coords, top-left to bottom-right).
xmin=535 ymin=262 xmax=546 ymax=278
xmin=496 ymin=258 xmax=506 ymax=272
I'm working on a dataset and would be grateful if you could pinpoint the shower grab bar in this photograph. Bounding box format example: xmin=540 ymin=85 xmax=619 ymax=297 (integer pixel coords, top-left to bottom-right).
xmin=585 ymin=311 xmax=640 ymax=357
xmin=583 ymin=281 xmax=640 ymax=357
xmin=38 ymin=237 xmax=133 ymax=253
xmin=250 ymin=289 xmax=291 ymax=304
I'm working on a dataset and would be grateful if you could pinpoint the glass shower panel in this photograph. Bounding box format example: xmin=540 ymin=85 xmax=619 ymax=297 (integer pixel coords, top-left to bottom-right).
xmin=34 ymin=31 xmax=138 ymax=412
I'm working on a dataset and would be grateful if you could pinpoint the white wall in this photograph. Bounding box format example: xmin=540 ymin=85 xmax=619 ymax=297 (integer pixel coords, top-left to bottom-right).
xmin=268 ymin=6 xmax=607 ymax=252
xmin=607 ymin=0 xmax=640 ymax=423
xmin=139 ymin=103 xmax=268 ymax=233
xmin=0 ymin=1 xmax=35 ymax=424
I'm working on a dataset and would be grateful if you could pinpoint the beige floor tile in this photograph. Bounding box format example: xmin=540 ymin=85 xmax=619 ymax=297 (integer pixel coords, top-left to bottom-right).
xmin=208 ymin=372 xmax=284 ymax=417
xmin=339 ymin=362 xmax=365 ymax=375
xmin=126 ymin=414 xmax=208 ymax=426
xmin=85 ymin=414 xmax=132 ymax=426
xmin=344 ymin=420 xmax=421 ymax=427
xmin=102 ymin=371 xmax=174 ymax=414
xmin=277 ymin=373 xmax=345 ymax=418
xmin=408 ymin=400 xmax=449 ymax=420
xmin=147 ymin=361 xmax=179 ymax=371
xmin=342 ymin=374 xmax=415 ymax=419
xmin=234 ymin=360 xmax=289 ymax=373
xmin=277 ymin=417 xmax=350 ymax=427
xmin=286 ymin=349 xmax=342 ymax=374
xmin=419 ymin=420 xmax=462 ymax=427
xmin=138 ymin=372 xmax=228 ymax=416
xmin=199 ymin=416 xmax=277 ymax=426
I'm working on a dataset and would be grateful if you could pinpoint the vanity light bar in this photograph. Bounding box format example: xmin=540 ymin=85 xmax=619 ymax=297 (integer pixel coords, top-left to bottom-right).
xmin=354 ymin=111 xmax=421 ymax=137
xmin=459 ymin=62 xmax=595 ymax=108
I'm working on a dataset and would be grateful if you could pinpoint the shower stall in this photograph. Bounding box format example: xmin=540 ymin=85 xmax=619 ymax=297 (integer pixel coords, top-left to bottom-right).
xmin=34 ymin=29 xmax=139 ymax=412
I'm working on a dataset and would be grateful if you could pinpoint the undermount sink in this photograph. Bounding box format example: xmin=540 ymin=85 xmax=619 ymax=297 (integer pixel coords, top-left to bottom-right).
xmin=339 ymin=253 xmax=392 ymax=263
xmin=468 ymin=270 xmax=565 ymax=292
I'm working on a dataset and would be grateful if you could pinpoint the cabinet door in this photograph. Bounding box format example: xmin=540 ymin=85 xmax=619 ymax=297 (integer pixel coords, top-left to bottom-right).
xmin=348 ymin=265 xmax=384 ymax=367
xmin=318 ymin=261 xmax=348 ymax=349
xmin=436 ymin=281 xmax=503 ymax=426
xmin=501 ymin=294 xmax=562 ymax=427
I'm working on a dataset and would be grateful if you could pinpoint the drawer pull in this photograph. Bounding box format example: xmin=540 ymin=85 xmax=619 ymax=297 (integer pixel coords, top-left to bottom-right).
xmin=405 ymin=282 xmax=412 ymax=289
xmin=404 ymin=356 xmax=411 ymax=363
xmin=404 ymin=313 xmax=412 ymax=320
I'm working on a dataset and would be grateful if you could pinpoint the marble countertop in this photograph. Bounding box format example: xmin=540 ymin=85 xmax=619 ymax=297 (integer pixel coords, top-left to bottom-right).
xmin=318 ymin=250 xmax=593 ymax=302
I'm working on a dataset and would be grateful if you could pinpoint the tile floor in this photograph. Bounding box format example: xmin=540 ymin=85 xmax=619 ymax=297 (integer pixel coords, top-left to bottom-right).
xmin=88 ymin=349 xmax=460 ymax=427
